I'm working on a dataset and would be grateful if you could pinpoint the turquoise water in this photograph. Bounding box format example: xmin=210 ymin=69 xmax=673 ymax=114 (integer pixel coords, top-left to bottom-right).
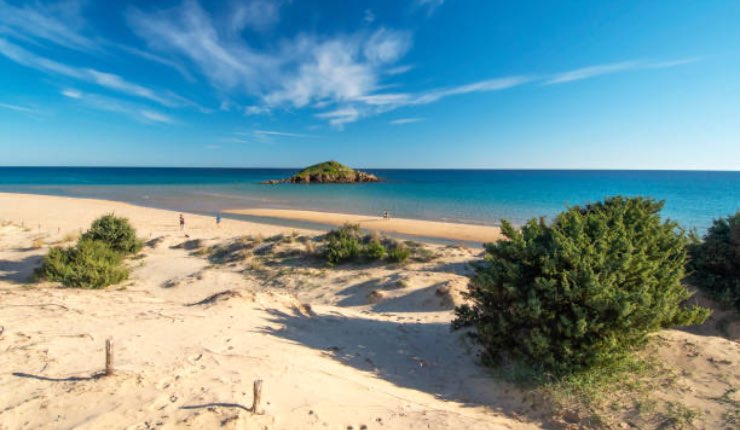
xmin=0 ymin=167 xmax=738 ymax=232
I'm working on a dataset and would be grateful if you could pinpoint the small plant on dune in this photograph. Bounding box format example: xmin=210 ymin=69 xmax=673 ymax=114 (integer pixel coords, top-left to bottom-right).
xmin=687 ymin=211 xmax=740 ymax=311
xmin=324 ymin=223 xmax=364 ymax=264
xmin=304 ymin=240 xmax=316 ymax=256
xmin=364 ymin=236 xmax=387 ymax=260
xmin=31 ymin=237 xmax=44 ymax=249
xmin=81 ymin=213 xmax=142 ymax=254
xmin=454 ymin=196 xmax=710 ymax=375
xmin=387 ymin=240 xmax=411 ymax=263
xmin=35 ymin=239 xmax=128 ymax=289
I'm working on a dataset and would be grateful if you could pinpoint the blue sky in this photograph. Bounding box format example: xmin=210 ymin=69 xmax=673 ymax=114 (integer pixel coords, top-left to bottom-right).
xmin=0 ymin=0 xmax=738 ymax=169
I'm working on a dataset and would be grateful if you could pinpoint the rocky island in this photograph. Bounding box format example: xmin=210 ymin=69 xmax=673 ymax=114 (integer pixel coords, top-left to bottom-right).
xmin=261 ymin=160 xmax=380 ymax=184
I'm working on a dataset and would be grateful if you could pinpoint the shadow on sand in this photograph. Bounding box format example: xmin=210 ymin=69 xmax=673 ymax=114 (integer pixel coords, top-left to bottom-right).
xmin=12 ymin=371 xmax=105 ymax=382
xmin=180 ymin=403 xmax=250 ymax=411
xmin=0 ymin=255 xmax=43 ymax=283
xmin=259 ymin=309 xmax=539 ymax=423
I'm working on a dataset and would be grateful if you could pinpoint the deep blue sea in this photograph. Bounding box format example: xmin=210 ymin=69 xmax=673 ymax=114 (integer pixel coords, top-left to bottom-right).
xmin=0 ymin=167 xmax=738 ymax=232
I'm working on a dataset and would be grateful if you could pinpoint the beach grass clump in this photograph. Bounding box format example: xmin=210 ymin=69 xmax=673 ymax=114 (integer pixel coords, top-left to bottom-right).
xmin=387 ymin=240 xmax=411 ymax=263
xmin=81 ymin=213 xmax=142 ymax=254
xmin=36 ymin=214 xmax=140 ymax=289
xmin=36 ymin=238 xmax=129 ymax=289
xmin=324 ymin=223 xmax=364 ymax=264
xmin=453 ymin=196 xmax=710 ymax=375
xmin=323 ymin=224 xmax=420 ymax=265
xmin=687 ymin=211 xmax=740 ymax=311
xmin=364 ymin=236 xmax=387 ymax=260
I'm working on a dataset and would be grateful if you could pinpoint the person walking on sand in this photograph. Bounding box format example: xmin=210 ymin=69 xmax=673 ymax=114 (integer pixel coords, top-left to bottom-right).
xmin=216 ymin=212 xmax=222 ymax=227
xmin=179 ymin=214 xmax=185 ymax=231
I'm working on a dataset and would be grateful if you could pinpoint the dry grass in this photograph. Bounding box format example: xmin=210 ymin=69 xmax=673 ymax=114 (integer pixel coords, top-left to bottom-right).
xmin=31 ymin=237 xmax=45 ymax=249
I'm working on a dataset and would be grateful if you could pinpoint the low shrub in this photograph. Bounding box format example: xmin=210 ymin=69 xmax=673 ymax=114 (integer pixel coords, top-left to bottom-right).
xmin=35 ymin=239 xmax=128 ymax=289
xmin=364 ymin=238 xmax=387 ymax=260
xmin=81 ymin=214 xmax=142 ymax=254
xmin=454 ymin=196 xmax=710 ymax=374
xmin=324 ymin=224 xmax=364 ymax=264
xmin=687 ymin=212 xmax=740 ymax=310
xmin=387 ymin=241 xmax=411 ymax=263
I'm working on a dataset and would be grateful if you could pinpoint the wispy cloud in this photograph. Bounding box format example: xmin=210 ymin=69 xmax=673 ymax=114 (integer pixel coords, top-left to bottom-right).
xmin=315 ymin=75 xmax=529 ymax=127
xmin=316 ymin=106 xmax=361 ymax=128
xmin=127 ymin=1 xmax=412 ymax=121
xmin=390 ymin=117 xmax=423 ymax=125
xmin=61 ymin=89 xmax=175 ymax=124
xmin=0 ymin=38 xmax=192 ymax=108
xmin=417 ymin=0 xmax=445 ymax=15
xmin=254 ymin=130 xmax=315 ymax=138
xmin=0 ymin=102 xmax=42 ymax=115
xmin=0 ymin=0 xmax=96 ymax=52
xmin=545 ymin=58 xmax=699 ymax=85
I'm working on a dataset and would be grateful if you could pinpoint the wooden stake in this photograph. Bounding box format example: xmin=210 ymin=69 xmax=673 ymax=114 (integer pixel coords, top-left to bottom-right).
xmin=105 ymin=339 xmax=113 ymax=376
xmin=251 ymin=379 xmax=263 ymax=414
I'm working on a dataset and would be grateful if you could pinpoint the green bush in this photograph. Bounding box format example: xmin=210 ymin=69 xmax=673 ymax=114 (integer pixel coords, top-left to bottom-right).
xmin=81 ymin=213 xmax=142 ymax=254
xmin=387 ymin=241 xmax=411 ymax=263
xmin=687 ymin=212 xmax=740 ymax=310
xmin=324 ymin=224 xmax=363 ymax=264
xmin=35 ymin=239 xmax=128 ymax=289
xmin=453 ymin=196 xmax=710 ymax=374
xmin=364 ymin=237 xmax=387 ymax=260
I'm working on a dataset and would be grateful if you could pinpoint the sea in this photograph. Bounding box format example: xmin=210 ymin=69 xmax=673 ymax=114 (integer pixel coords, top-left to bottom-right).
xmin=0 ymin=167 xmax=738 ymax=233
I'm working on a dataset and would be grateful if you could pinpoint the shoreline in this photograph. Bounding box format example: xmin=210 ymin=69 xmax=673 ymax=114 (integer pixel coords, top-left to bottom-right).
xmin=0 ymin=192 xmax=502 ymax=244
xmin=226 ymin=208 xmax=502 ymax=243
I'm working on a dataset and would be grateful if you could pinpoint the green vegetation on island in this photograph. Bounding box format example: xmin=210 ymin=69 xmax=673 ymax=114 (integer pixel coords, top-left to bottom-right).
xmin=262 ymin=160 xmax=380 ymax=184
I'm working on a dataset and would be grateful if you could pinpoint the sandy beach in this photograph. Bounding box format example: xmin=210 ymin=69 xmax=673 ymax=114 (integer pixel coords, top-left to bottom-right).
xmin=1 ymin=192 xmax=738 ymax=430
xmin=226 ymin=208 xmax=503 ymax=243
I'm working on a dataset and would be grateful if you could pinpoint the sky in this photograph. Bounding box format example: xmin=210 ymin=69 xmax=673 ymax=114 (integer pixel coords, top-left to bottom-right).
xmin=0 ymin=0 xmax=739 ymax=169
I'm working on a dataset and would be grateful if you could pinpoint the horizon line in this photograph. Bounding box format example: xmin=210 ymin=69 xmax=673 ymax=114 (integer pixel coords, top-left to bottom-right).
xmin=0 ymin=165 xmax=739 ymax=173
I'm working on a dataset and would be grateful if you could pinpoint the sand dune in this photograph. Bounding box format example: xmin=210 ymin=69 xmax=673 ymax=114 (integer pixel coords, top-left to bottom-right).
xmin=1 ymin=193 xmax=738 ymax=429
xmin=226 ymin=208 xmax=503 ymax=243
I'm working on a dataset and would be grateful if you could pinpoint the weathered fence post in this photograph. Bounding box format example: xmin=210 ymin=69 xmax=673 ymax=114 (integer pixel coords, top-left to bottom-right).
xmin=105 ymin=339 xmax=113 ymax=376
xmin=251 ymin=379 xmax=263 ymax=414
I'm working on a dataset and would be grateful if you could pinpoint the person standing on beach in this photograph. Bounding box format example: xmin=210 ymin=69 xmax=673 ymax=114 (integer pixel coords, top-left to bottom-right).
xmin=216 ymin=213 xmax=221 ymax=227
xmin=179 ymin=214 xmax=185 ymax=231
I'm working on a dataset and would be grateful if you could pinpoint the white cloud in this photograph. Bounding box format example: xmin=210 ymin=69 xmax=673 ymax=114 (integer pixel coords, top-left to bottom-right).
xmin=0 ymin=102 xmax=41 ymax=115
xmin=0 ymin=0 xmax=96 ymax=52
xmin=230 ymin=0 xmax=282 ymax=33
xmin=390 ymin=117 xmax=423 ymax=125
xmin=140 ymin=110 xmax=175 ymax=124
xmin=314 ymin=75 xmax=529 ymax=127
xmin=61 ymin=88 xmax=83 ymax=99
xmin=254 ymin=130 xmax=314 ymax=138
xmin=0 ymin=38 xmax=192 ymax=108
xmin=61 ymin=89 xmax=175 ymax=124
xmin=417 ymin=0 xmax=445 ymax=15
xmin=545 ymin=58 xmax=699 ymax=85
xmin=316 ymin=106 xmax=361 ymax=128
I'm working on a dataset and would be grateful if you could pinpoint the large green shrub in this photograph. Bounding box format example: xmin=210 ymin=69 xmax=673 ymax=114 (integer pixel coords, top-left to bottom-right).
xmin=324 ymin=223 xmax=364 ymax=264
xmin=454 ymin=196 xmax=710 ymax=374
xmin=687 ymin=212 xmax=740 ymax=310
xmin=35 ymin=239 xmax=128 ymax=289
xmin=81 ymin=213 xmax=142 ymax=254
